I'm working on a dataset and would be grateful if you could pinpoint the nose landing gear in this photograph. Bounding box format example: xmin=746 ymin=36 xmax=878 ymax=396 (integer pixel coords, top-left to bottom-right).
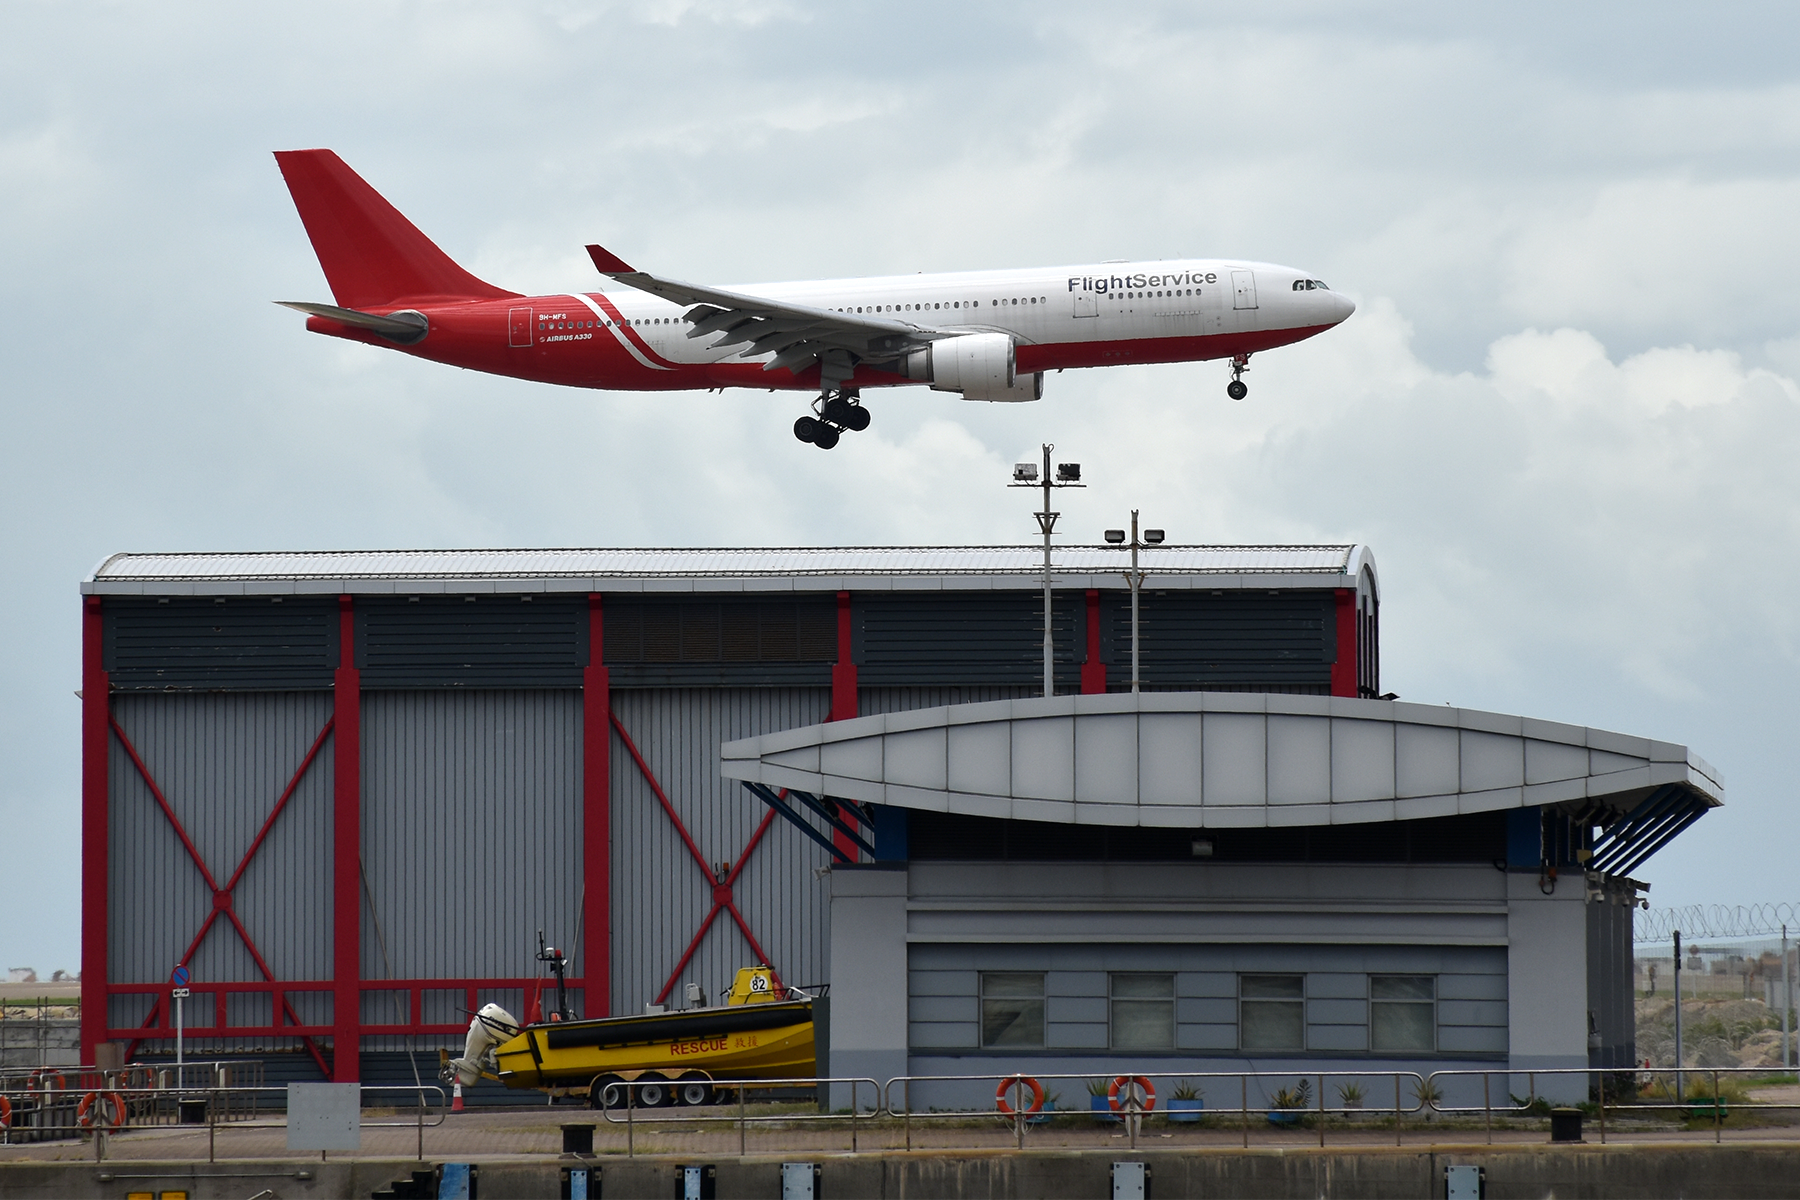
xmin=793 ymin=390 xmax=869 ymax=449
xmin=1227 ymin=354 xmax=1250 ymax=400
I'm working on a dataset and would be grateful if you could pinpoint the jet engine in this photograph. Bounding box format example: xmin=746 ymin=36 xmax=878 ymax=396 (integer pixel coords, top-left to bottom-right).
xmin=445 ymin=1001 xmax=520 ymax=1088
xmin=902 ymin=333 xmax=1043 ymax=402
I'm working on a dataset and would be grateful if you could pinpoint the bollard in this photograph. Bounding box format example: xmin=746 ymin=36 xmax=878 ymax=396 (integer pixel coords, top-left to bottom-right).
xmin=1550 ymin=1107 xmax=1583 ymax=1143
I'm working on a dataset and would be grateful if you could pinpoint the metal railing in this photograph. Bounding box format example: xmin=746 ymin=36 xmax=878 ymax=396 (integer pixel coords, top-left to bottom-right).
xmin=0 ymin=1080 xmax=445 ymax=1161
xmin=595 ymin=1077 xmax=881 ymax=1156
xmin=1423 ymin=1066 xmax=1800 ymax=1144
xmin=885 ymin=1070 xmax=1432 ymax=1150
xmin=8 ymin=1065 xmax=1797 ymax=1161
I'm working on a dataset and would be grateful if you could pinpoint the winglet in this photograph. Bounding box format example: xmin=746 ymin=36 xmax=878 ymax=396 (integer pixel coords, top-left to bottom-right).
xmin=586 ymin=244 xmax=636 ymax=275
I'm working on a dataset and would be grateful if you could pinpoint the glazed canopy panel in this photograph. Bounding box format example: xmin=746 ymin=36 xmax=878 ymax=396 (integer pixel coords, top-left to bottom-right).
xmin=721 ymin=692 xmax=1723 ymax=829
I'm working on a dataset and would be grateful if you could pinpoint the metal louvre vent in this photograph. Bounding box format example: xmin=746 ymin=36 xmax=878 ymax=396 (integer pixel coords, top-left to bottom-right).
xmin=605 ymin=601 xmax=835 ymax=664
xmin=103 ymin=597 xmax=338 ymax=690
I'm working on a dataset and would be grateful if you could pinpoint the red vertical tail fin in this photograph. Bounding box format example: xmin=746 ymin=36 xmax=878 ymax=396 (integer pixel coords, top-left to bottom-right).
xmin=274 ymin=149 xmax=517 ymax=308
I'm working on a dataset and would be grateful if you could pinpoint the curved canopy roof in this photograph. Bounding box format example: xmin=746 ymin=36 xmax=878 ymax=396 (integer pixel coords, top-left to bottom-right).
xmin=721 ymin=692 xmax=1721 ymax=831
xmin=83 ymin=544 xmax=1373 ymax=596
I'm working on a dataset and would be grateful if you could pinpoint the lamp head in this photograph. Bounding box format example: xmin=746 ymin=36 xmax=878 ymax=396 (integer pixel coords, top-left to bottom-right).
xmin=1056 ymin=463 xmax=1081 ymax=482
xmin=1143 ymin=529 xmax=1165 ymax=544
xmin=1013 ymin=463 xmax=1038 ymax=482
xmin=1104 ymin=529 xmax=1126 ymax=544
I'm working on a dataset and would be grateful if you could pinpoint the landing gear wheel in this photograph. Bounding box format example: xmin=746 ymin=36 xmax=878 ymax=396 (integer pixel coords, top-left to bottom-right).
xmin=842 ymin=404 xmax=871 ymax=432
xmin=676 ymin=1072 xmax=714 ymax=1107
xmin=1227 ymin=380 xmax=1248 ymax=400
xmin=635 ymin=1072 xmax=673 ymax=1108
xmin=793 ymin=416 xmax=819 ymax=443
xmin=590 ymin=1073 xmax=626 ymax=1110
xmin=813 ymin=424 xmax=841 ymax=450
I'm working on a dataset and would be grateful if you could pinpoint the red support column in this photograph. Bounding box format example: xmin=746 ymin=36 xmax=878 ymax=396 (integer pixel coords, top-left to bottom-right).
xmin=1080 ymin=589 xmax=1107 ymax=695
xmin=583 ymin=594 xmax=611 ymax=1018
xmin=80 ymin=596 xmax=110 ymax=1066
xmin=828 ymin=591 xmax=859 ymax=861
xmin=331 ymin=596 xmax=361 ymax=1080
xmin=1329 ymin=588 xmax=1358 ymax=698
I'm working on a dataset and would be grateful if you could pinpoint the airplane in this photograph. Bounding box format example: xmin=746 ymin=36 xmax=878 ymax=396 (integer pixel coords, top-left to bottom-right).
xmin=274 ymin=149 xmax=1355 ymax=450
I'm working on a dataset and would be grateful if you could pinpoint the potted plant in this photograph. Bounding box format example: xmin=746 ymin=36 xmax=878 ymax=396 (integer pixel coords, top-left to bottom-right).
xmin=1167 ymin=1079 xmax=1204 ymax=1122
xmin=1028 ymin=1089 xmax=1060 ymax=1126
xmin=1087 ymin=1077 xmax=1119 ymax=1122
xmin=1335 ymin=1081 xmax=1365 ymax=1114
xmin=1267 ymin=1078 xmax=1312 ymax=1126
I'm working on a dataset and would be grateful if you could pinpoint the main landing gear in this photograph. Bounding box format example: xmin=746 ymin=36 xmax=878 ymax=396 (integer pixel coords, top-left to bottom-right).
xmin=793 ymin=390 xmax=870 ymax=450
xmin=1227 ymin=354 xmax=1250 ymax=400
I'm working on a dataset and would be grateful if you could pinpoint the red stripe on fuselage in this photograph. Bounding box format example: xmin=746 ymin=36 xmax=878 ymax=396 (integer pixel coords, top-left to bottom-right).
xmin=302 ymin=301 xmax=1335 ymax=394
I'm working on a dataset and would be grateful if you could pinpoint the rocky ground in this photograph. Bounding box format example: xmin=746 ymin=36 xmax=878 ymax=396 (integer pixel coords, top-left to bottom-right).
xmin=1638 ymin=994 xmax=1798 ymax=1069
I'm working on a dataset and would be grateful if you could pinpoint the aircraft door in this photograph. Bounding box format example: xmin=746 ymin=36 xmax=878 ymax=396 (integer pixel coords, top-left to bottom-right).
xmin=1073 ymin=292 xmax=1098 ymax=318
xmin=1231 ymin=270 xmax=1258 ymax=310
xmin=509 ymin=306 xmax=534 ymax=347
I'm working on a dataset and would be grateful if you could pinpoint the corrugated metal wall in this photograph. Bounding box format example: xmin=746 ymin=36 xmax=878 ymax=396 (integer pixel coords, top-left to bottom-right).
xmin=359 ymin=691 xmax=583 ymax=989
xmin=608 ymin=687 xmax=833 ymax=1013
xmin=108 ymin=693 xmax=335 ymax=1033
xmin=858 ymin=686 xmax=1038 ymax=717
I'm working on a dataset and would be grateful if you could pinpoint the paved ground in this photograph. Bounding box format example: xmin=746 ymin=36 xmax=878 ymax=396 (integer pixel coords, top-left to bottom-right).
xmin=4 ymin=1103 xmax=1799 ymax=1165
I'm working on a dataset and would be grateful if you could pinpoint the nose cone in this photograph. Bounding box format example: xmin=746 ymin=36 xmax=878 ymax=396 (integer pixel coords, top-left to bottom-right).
xmin=1330 ymin=292 xmax=1355 ymax=324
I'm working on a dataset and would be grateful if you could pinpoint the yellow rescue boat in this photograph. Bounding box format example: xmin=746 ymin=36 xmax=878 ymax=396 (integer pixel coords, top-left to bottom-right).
xmin=447 ymin=966 xmax=816 ymax=1108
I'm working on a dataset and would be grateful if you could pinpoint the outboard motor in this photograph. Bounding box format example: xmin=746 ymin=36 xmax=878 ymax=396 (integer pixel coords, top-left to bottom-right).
xmin=445 ymin=1002 xmax=520 ymax=1088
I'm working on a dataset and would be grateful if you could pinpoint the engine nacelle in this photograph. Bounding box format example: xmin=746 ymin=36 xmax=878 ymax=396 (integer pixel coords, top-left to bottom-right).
xmin=902 ymin=333 xmax=1043 ymax=402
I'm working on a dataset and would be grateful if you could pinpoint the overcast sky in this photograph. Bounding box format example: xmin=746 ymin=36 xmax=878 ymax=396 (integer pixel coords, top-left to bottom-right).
xmin=4 ymin=2 xmax=1798 ymax=972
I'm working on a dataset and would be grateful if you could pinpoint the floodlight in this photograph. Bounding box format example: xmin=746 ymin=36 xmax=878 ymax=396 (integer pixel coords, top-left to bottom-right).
xmin=1013 ymin=463 xmax=1038 ymax=482
xmin=1056 ymin=463 xmax=1081 ymax=482
xmin=1143 ymin=529 xmax=1165 ymax=544
xmin=1104 ymin=530 xmax=1126 ymax=544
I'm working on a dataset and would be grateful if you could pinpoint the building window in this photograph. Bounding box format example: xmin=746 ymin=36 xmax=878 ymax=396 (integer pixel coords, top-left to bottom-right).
xmin=1239 ymin=974 xmax=1305 ymax=1051
xmin=1110 ymin=973 xmax=1174 ymax=1050
xmin=980 ymin=973 xmax=1045 ymax=1047
xmin=1370 ymin=976 xmax=1436 ymax=1053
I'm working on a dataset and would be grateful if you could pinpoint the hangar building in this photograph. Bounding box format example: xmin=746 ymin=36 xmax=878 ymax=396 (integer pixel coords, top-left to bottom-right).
xmin=76 ymin=543 xmax=1716 ymax=1099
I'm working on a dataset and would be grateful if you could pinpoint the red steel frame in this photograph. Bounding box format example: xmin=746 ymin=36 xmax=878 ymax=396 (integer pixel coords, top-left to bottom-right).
xmin=828 ymin=590 xmax=859 ymax=861
xmin=332 ymin=596 xmax=360 ymax=1078
xmin=84 ymin=593 xmax=592 ymax=1076
xmin=79 ymin=598 xmax=109 ymax=1066
xmin=610 ymin=714 xmax=786 ymax=1005
xmin=1330 ymin=588 xmax=1358 ymax=698
xmin=1080 ymin=589 xmax=1106 ymax=694
xmin=583 ymin=594 xmax=611 ymax=1017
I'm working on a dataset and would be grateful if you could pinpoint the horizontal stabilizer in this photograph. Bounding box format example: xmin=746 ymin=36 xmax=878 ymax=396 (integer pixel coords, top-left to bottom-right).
xmin=277 ymin=301 xmax=429 ymax=345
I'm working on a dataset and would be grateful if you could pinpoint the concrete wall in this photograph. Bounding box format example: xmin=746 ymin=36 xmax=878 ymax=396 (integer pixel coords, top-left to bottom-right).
xmin=830 ymin=857 xmax=1601 ymax=1110
xmin=1506 ymin=871 xmax=1589 ymax=1099
xmin=11 ymin=1146 xmax=1800 ymax=1200
xmin=826 ymin=866 xmax=908 ymax=1108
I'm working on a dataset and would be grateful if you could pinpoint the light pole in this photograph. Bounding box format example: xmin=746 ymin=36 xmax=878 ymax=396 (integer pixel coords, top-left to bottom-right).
xmin=1010 ymin=444 xmax=1083 ymax=698
xmin=1105 ymin=512 xmax=1165 ymax=694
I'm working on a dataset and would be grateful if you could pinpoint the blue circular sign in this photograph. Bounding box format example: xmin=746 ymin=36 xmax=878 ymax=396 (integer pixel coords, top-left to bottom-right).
xmin=171 ymin=965 xmax=190 ymax=988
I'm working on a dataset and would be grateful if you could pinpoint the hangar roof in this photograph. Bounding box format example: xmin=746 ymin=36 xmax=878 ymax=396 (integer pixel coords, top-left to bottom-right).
xmin=84 ymin=545 xmax=1376 ymax=596
xmin=721 ymin=693 xmax=1721 ymax=855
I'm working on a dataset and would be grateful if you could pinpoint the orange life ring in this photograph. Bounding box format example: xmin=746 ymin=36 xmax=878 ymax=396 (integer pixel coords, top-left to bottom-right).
xmin=0 ymin=1094 xmax=11 ymax=1128
xmin=26 ymin=1069 xmax=67 ymax=1093
xmin=77 ymin=1090 xmax=126 ymax=1130
xmin=1108 ymin=1075 xmax=1156 ymax=1113
xmin=995 ymin=1074 xmax=1045 ymax=1115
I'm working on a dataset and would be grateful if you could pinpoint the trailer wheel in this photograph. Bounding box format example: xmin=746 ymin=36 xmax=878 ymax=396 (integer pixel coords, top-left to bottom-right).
xmin=676 ymin=1072 xmax=714 ymax=1107
xmin=589 ymin=1074 xmax=627 ymax=1110
xmin=635 ymin=1072 xmax=673 ymax=1108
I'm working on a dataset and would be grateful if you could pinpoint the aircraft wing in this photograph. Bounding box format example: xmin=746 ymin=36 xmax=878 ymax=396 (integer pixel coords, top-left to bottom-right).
xmin=586 ymin=244 xmax=947 ymax=379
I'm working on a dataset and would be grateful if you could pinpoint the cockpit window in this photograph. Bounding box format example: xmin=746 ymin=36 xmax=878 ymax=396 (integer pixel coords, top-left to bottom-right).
xmin=1291 ymin=279 xmax=1331 ymax=291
